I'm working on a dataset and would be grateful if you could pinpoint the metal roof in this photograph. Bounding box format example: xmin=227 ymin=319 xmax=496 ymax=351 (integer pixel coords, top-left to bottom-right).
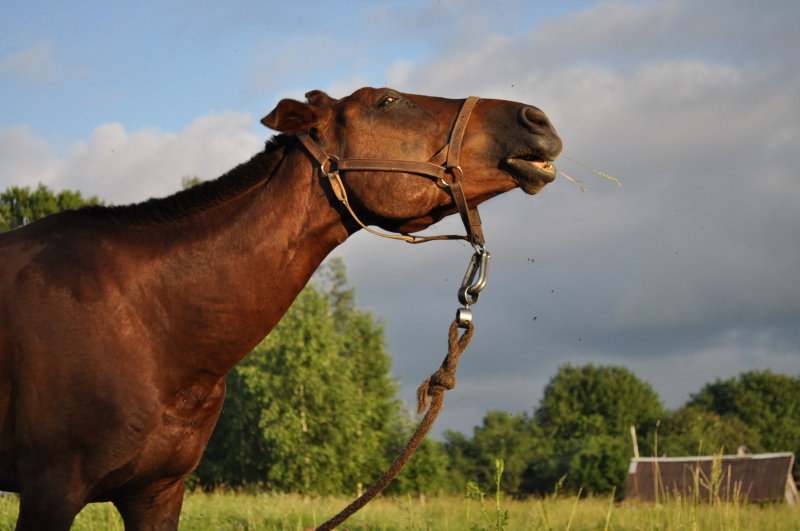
xmin=624 ymin=452 xmax=798 ymax=504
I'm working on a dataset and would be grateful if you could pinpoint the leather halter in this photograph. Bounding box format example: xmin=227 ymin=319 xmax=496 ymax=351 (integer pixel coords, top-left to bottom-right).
xmin=295 ymin=96 xmax=485 ymax=248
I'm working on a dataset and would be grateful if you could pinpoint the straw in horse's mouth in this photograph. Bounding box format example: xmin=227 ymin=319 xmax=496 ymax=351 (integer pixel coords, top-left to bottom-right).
xmin=530 ymin=160 xmax=554 ymax=171
xmin=506 ymin=156 xmax=557 ymax=176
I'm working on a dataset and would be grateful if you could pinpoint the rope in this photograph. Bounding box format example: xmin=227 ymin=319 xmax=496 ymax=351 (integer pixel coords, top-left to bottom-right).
xmin=315 ymin=319 xmax=474 ymax=530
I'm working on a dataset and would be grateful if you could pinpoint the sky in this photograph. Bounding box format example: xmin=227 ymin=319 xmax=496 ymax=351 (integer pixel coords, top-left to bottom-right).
xmin=2 ymin=0 xmax=799 ymax=439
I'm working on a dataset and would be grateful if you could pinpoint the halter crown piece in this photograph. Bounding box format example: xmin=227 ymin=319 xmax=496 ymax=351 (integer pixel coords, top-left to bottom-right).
xmin=295 ymin=96 xmax=489 ymax=328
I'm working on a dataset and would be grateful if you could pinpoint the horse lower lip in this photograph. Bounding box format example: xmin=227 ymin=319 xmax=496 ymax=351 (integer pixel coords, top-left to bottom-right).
xmin=502 ymin=158 xmax=557 ymax=195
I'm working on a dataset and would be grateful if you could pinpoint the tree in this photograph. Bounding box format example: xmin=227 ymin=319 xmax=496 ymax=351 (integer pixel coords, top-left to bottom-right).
xmin=535 ymin=364 xmax=665 ymax=442
xmin=687 ymin=370 xmax=800 ymax=474
xmin=0 ymin=183 xmax=104 ymax=231
xmin=531 ymin=364 xmax=665 ymax=494
xmin=528 ymin=433 xmax=631 ymax=495
xmin=444 ymin=411 xmax=549 ymax=496
xmin=384 ymin=425 xmax=452 ymax=496
xmin=657 ymin=406 xmax=763 ymax=457
xmin=196 ymin=258 xmax=403 ymax=495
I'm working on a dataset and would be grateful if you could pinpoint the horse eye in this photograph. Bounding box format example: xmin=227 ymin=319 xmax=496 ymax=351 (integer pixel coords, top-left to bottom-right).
xmin=380 ymin=95 xmax=399 ymax=108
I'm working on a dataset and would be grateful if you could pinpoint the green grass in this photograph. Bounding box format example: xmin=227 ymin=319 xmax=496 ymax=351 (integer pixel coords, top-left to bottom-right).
xmin=2 ymin=490 xmax=798 ymax=530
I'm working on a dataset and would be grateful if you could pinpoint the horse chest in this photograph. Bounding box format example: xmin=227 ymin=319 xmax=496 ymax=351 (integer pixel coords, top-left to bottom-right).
xmin=119 ymin=378 xmax=227 ymax=482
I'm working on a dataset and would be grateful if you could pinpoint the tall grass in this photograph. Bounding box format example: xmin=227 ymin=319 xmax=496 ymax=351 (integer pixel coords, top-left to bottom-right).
xmin=465 ymin=459 xmax=510 ymax=530
xmin=2 ymin=488 xmax=797 ymax=530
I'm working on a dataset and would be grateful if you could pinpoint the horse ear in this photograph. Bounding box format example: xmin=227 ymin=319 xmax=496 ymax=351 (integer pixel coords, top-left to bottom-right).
xmin=305 ymin=90 xmax=334 ymax=106
xmin=260 ymin=98 xmax=320 ymax=133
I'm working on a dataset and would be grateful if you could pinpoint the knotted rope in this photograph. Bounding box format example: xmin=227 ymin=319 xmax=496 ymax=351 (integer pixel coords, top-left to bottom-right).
xmin=315 ymin=319 xmax=474 ymax=530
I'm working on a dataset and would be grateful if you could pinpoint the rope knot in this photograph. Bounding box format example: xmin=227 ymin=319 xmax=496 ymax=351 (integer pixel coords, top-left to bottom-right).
xmin=416 ymin=320 xmax=474 ymax=414
xmin=430 ymin=369 xmax=457 ymax=391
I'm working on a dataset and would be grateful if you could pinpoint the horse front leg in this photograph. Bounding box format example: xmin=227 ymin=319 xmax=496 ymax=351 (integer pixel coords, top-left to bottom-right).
xmin=14 ymin=464 xmax=90 ymax=531
xmin=112 ymin=478 xmax=186 ymax=531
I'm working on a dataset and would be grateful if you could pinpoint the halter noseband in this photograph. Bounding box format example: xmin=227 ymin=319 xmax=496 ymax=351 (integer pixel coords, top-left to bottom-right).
xmin=295 ymin=96 xmax=485 ymax=248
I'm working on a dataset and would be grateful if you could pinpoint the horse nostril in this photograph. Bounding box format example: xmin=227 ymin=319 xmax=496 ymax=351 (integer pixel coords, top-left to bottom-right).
xmin=519 ymin=106 xmax=551 ymax=131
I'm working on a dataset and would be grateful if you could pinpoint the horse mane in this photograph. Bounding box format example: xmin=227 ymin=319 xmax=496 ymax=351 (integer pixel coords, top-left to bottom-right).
xmin=77 ymin=135 xmax=294 ymax=226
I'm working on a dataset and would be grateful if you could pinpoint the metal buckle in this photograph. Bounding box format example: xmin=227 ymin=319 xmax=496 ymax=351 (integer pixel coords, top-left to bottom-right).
xmin=320 ymin=154 xmax=340 ymax=177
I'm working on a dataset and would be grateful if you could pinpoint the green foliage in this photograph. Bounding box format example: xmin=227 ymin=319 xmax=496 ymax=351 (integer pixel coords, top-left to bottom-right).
xmin=384 ymin=434 xmax=451 ymax=495
xmin=530 ymin=364 xmax=665 ymax=495
xmin=535 ymin=364 xmax=665 ymax=442
xmin=687 ymin=370 xmax=800 ymax=452
xmin=0 ymin=183 xmax=104 ymax=231
xmin=687 ymin=370 xmax=800 ymax=475
xmin=527 ymin=434 xmax=630 ymax=495
xmin=445 ymin=411 xmax=550 ymax=496
xmin=657 ymin=406 xmax=763 ymax=456
xmin=196 ymin=258 xmax=403 ymax=495
xmin=181 ymin=175 xmax=204 ymax=189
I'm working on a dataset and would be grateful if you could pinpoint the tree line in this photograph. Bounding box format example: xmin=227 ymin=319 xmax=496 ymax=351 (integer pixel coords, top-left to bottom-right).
xmin=193 ymin=268 xmax=800 ymax=498
xmin=3 ymin=184 xmax=798 ymax=498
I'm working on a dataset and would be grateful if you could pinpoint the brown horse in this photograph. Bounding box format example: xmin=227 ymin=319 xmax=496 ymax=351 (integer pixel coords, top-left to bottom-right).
xmin=0 ymin=87 xmax=561 ymax=530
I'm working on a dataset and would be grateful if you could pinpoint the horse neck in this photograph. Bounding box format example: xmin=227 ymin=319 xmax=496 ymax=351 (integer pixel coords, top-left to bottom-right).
xmin=141 ymin=147 xmax=350 ymax=376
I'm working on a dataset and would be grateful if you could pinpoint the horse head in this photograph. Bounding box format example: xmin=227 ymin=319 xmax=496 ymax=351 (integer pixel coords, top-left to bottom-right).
xmin=262 ymin=87 xmax=562 ymax=235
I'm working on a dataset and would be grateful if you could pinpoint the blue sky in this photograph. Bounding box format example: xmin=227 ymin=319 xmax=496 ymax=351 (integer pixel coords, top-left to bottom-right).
xmin=2 ymin=0 xmax=594 ymax=149
xmin=2 ymin=0 xmax=799 ymax=439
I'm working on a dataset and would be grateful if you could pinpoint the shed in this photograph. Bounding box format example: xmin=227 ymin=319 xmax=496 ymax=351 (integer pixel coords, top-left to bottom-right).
xmin=624 ymin=452 xmax=798 ymax=504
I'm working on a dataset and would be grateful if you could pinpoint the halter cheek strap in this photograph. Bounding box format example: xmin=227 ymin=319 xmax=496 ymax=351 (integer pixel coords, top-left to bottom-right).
xmin=295 ymin=96 xmax=485 ymax=248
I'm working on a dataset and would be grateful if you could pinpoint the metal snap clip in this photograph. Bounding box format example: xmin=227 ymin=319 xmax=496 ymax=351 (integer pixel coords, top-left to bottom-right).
xmin=458 ymin=248 xmax=490 ymax=306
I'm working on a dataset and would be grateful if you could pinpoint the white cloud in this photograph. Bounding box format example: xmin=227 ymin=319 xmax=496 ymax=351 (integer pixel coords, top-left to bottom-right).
xmin=1 ymin=112 xmax=263 ymax=204
xmin=0 ymin=41 xmax=64 ymax=83
xmin=0 ymin=126 xmax=58 ymax=187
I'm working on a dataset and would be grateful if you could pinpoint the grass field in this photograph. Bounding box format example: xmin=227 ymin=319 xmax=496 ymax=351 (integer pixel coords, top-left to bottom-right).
xmin=2 ymin=489 xmax=798 ymax=530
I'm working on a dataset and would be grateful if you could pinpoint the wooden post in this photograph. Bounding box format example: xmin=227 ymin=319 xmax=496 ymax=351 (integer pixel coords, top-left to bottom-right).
xmin=630 ymin=425 xmax=639 ymax=458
